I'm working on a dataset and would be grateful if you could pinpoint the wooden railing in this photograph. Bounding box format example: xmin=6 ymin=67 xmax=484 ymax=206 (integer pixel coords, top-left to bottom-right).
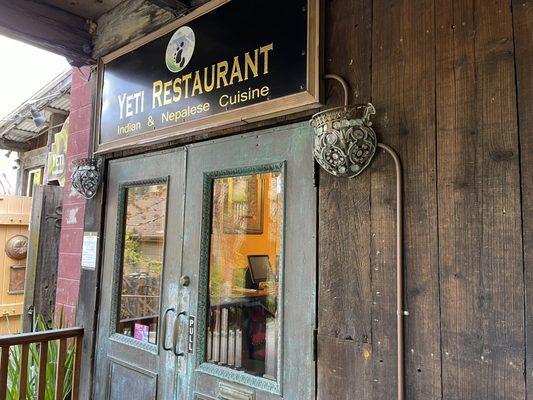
xmin=0 ymin=327 xmax=83 ymax=400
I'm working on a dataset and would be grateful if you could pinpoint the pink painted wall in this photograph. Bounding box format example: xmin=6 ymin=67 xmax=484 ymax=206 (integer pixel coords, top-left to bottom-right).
xmin=55 ymin=67 xmax=93 ymax=324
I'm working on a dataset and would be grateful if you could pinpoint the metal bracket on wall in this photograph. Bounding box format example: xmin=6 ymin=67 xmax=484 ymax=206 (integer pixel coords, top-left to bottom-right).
xmin=45 ymin=205 xmax=62 ymax=228
xmin=311 ymin=74 xmax=406 ymax=400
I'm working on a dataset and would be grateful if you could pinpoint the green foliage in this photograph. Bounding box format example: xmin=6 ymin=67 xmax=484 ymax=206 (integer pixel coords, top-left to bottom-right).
xmin=124 ymin=229 xmax=143 ymax=266
xmin=6 ymin=314 xmax=75 ymax=400
xmin=124 ymin=230 xmax=162 ymax=275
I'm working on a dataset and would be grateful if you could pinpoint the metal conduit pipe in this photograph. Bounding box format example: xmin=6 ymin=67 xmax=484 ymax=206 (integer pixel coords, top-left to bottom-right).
xmin=324 ymin=74 xmax=350 ymax=106
xmin=376 ymin=141 xmax=404 ymax=400
xmin=320 ymin=74 xmax=405 ymax=400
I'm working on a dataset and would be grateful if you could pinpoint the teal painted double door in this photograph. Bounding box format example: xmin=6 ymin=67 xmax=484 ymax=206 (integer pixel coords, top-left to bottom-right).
xmin=94 ymin=124 xmax=317 ymax=400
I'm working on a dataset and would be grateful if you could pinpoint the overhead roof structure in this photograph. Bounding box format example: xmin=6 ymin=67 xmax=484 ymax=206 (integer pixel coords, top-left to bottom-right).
xmin=0 ymin=69 xmax=71 ymax=152
xmin=36 ymin=0 xmax=126 ymax=20
xmin=0 ymin=0 xmax=205 ymax=152
xmin=0 ymin=0 xmax=194 ymax=67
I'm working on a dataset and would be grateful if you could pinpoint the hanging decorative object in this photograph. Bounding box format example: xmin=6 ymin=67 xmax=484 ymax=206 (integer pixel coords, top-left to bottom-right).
xmin=5 ymin=234 xmax=28 ymax=260
xmin=71 ymin=157 xmax=102 ymax=199
xmin=311 ymin=103 xmax=377 ymax=178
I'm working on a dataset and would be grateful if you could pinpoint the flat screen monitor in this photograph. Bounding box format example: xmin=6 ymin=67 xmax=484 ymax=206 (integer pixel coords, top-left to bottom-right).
xmin=247 ymin=255 xmax=272 ymax=283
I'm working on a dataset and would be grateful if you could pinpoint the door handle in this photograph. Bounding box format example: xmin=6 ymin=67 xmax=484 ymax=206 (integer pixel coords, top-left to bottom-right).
xmin=162 ymin=307 xmax=176 ymax=352
xmin=173 ymin=311 xmax=187 ymax=356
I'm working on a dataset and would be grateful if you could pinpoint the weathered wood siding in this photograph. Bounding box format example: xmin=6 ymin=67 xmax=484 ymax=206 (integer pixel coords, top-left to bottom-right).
xmin=515 ymin=1 xmax=533 ymax=399
xmin=93 ymin=0 xmax=175 ymax=58
xmin=318 ymin=0 xmax=532 ymax=399
xmin=93 ymin=0 xmax=210 ymax=59
xmin=23 ymin=185 xmax=62 ymax=332
xmin=76 ymin=0 xmax=533 ymax=398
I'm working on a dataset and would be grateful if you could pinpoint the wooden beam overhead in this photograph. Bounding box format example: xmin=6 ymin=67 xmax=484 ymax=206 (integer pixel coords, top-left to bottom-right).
xmin=94 ymin=0 xmax=176 ymax=57
xmin=0 ymin=138 xmax=33 ymax=153
xmin=0 ymin=125 xmax=41 ymax=139
xmin=146 ymin=0 xmax=190 ymax=16
xmin=0 ymin=0 xmax=95 ymax=67
xmin=8 ymin=128 xmax=44 ymax=137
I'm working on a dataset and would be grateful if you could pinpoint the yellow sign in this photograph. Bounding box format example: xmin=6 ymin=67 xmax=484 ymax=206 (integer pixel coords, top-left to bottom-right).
xmin=46 ymin=117 xmax=69 ymax=186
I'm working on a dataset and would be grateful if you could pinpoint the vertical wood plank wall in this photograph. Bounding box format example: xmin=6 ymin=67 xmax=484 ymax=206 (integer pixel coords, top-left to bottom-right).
xmin=318 ymin=0 xmax=532 ymax=398
xmin=318 ymin=0 xmax=374 ymax=398
xmin=514 ymin=1 xmax=533 ymax=398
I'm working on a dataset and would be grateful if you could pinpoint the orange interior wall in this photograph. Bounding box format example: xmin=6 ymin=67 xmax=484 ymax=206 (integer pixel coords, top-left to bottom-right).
xmin=210 ymin=173 xmax=281 ymax=284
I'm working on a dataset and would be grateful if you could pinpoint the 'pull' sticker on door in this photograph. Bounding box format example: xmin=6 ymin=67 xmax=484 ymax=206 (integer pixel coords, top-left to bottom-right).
xmin=188 ymin=316 xmax=195 ymax=353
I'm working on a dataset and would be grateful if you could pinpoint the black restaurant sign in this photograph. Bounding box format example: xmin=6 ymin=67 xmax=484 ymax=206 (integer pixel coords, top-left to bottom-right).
xmin=98 ymin=0 xmax=319 ymax=151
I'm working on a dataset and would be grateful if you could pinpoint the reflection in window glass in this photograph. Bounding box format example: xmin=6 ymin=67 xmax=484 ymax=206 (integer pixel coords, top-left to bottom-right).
xmin=207 ymin=172 xmax=282 ymax=380
xmin=117 ymin=184 xmax=167 ymax=345
xmin=27 ymin=168 xmax=43 ymax=197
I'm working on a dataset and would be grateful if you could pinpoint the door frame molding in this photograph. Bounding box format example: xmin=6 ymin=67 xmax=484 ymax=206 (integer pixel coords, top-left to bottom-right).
xmin=182 ymin=122 xmax=317 ymax=400
xmin=92 ymin=147 xmax=187 ymax=400
xmin=108 ymin=176 xmax=170 ymax=355
xmin=87 ymin=123 xmax=317 ymax=399
xmin=194 ymin=162 xmax=287 ymax=395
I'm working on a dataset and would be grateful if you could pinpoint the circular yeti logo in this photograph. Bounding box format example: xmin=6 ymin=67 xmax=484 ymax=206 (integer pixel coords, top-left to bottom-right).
xmin=166 ymin=26 xmax=195 ymax=73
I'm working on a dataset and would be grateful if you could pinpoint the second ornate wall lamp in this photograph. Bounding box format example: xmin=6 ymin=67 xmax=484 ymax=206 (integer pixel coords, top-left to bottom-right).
xmin=311 ymin=74 xmax=406 ymax=400
xmin=71 ymin=157 xmax=102 ymax=200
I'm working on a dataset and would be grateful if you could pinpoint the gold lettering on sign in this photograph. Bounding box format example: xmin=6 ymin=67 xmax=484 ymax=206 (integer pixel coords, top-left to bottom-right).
xmin=117 ymin=122 xmax=142 ymax=135
xmin=259 ymin=43 xmax=273 ymax=74
xmin=219 ymin=86 xmax=270 ymax=108
xmin=152 ymin=81 xmax=163 ymax=108
xmin=216 ymin=61 xmax=229 ymax=89
xmin=244 ymin=49 xmax=259 ymax=80
xmin=204 ymin=65 xmax=216 ymax=92
xmin=118 ymin=91 xmax=145 ymax=119
xmin=152 ymin=42 xmax=274 ymax=109
xmin=161 ymin=102 xmax=211 ymax=122
xmin=229 ymin=56 xmax=244 ymax=85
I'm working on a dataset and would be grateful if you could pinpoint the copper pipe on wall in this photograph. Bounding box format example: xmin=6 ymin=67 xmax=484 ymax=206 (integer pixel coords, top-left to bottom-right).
xmin=376 ymin=142 xmax=404 ymax=400
xmin=324 ymin=74 xmax=350 ymax=106
xmin=322 ymin=75 xmax=405 ymax=400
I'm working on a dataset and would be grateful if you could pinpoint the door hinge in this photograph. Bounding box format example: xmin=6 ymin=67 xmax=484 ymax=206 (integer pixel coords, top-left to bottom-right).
xmin=313 ymin=328 xmax=318 ymax=361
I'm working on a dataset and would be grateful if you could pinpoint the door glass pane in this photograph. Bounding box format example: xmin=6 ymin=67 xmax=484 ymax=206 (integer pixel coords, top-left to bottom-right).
xmin=207 ymin=172 xmax=282 ymax=380
xmin=117 ymin=184 xmax=167 ymax=345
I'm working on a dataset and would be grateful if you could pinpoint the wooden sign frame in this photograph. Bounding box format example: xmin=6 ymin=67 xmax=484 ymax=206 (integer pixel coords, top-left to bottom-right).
xmin=94 ymin=0 xmax=322 ymax=154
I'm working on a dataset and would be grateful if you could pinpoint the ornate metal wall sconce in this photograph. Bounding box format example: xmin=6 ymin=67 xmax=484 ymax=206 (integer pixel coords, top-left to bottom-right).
xmin=71 ymin=157 xmax=102 ymax=199
xmin=311 ymin=74 xmax=406 ymax=400
xmin=311 ymin=102 xmax=377 ymax=178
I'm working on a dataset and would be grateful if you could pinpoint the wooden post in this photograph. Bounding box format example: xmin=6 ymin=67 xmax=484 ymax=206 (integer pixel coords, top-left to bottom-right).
xmin=19 ymin=344 xmax=29 ymax=400
xmin=72 ymin=335 xmax=83 ymax=400
xmin=23 ymin=185 xmax=63 ymax=331
xmin=55 ymin=338 xmax=68 ymax=400
xmin=0 ymin=346 xmax=9 ymax=399
xmin=37 ymin=341 xmax=48 ymax=400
